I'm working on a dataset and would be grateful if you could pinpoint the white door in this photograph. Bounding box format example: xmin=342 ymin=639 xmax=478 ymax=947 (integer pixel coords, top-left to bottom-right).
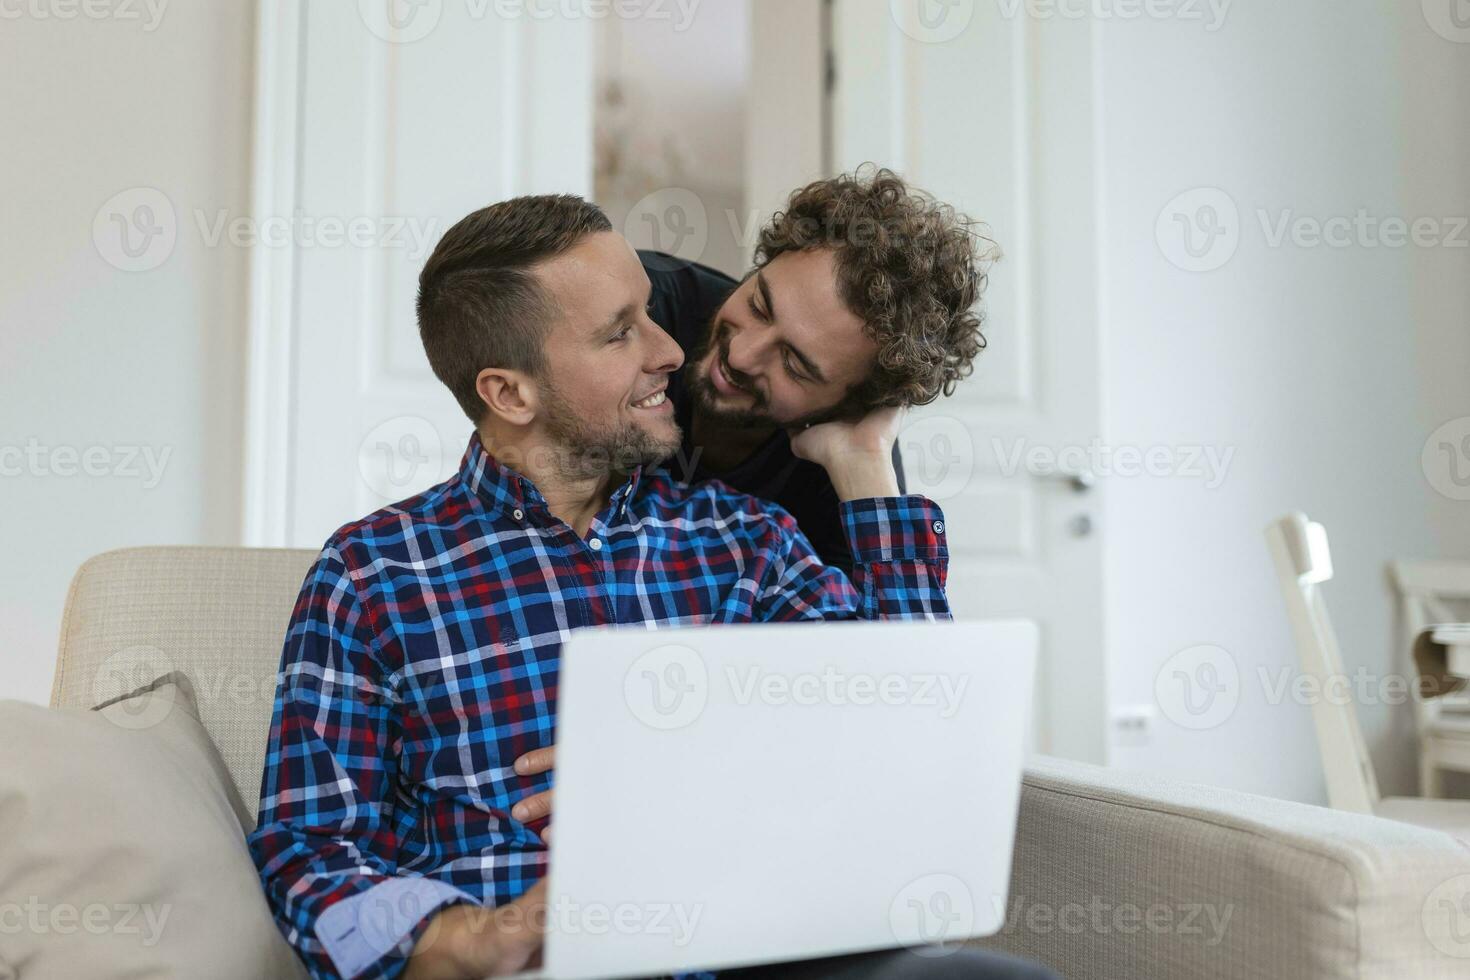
xmin=831 ymin=2 xmax=1107 ymax=761
xmin=243 ymin=1 xmax=594 ymax=550
xmin=244 ymin=0 xmax=1105 ymax=762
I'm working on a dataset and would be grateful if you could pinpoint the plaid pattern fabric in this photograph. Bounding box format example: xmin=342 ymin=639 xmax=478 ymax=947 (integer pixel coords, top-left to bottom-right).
xmin=249 ymin=434 xmax=949 ymax=979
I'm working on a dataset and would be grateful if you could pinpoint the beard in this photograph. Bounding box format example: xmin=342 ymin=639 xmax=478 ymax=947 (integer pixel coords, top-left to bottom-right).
xmin=685 ymin=316 xmax=869 ymax=430
xmin=538 ymin=378 xmax=682 ymax=481
xmin=684 ymin=317 xmax=777 ymax=427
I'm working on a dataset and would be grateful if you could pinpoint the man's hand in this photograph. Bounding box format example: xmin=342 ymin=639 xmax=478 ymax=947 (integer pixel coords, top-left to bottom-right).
xmin=404 ymin=879 xmax=548 ymax=980
xmin=788 ymin=406 xmax=904 ymax=501
xmin=512 ymin=745 xmax=555 ymax=843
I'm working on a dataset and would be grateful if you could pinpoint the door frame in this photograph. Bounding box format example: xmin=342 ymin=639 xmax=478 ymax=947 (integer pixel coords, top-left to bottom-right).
xmin=242 ymin=0 xmax=303 ymax=548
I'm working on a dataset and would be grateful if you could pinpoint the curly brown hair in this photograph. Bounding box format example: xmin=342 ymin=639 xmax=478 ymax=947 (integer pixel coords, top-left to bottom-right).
xmin=754 ymin=165 xmax=996 ymax=408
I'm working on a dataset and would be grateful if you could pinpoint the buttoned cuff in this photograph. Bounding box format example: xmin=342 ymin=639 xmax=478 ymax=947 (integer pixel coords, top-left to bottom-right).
xmin=840 ymin=496 xmax=948 ymax=563
xmin=317 ymin=876 xmax=480 ymax=979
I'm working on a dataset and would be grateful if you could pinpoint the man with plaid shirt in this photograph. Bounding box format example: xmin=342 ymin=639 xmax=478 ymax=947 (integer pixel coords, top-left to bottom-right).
xmin=249 ymin=196 xmax=1051 ymax=980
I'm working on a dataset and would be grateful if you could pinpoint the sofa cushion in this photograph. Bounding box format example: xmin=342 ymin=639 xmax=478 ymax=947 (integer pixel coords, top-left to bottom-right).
xmin=0 ymin=674 xmax=306 ymax=979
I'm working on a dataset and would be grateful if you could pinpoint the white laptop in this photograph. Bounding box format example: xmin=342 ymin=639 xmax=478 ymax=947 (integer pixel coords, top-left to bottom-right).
xmin=531 ymin=619 xmax=1037 ymax=979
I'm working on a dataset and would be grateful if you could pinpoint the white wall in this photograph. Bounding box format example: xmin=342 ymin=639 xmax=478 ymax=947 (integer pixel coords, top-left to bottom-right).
xmin=0 ymin=3 xmax=256 ymax=704
xmin=1100 ymin=1 xmax=1470 ymax=801
xmin=4 ymin=3 xmax=1468 ymax=811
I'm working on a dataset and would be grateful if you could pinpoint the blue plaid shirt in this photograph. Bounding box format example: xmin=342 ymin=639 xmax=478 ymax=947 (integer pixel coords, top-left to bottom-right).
xmin=249 ymin=433 xmax=950 ymax=979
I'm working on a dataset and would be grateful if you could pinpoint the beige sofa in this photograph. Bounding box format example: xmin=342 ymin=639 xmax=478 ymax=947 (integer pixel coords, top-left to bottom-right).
xmin=40 ymin=547 xmax=1470 ymax=978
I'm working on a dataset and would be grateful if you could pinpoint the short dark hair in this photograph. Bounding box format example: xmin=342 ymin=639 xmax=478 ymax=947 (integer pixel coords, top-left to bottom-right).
xmin=417 ymin=194 xmax=612 ymax=422
xmin=754 ymin=165 xmax=996 ymax=408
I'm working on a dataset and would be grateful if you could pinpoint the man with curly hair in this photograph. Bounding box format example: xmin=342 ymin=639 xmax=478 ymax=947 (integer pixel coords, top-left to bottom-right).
xmin=250 ymin=189 xmax=1053 ymax=980
xmin=644 ymin=166 xmax=993 ymax=574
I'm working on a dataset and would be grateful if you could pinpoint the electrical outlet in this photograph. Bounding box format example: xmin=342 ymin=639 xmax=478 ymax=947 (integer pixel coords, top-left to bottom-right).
xmin=1111 ymin=704 xmax=1156 ymax=747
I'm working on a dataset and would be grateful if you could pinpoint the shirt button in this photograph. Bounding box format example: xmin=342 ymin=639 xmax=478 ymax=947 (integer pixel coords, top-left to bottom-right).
xmin=932 ymin=520 xmax=945 ymax=535
xmin=589 ymin=537 xmax=603 ymax=551
xmin=512 ymin=508 xmax=524 ymax=521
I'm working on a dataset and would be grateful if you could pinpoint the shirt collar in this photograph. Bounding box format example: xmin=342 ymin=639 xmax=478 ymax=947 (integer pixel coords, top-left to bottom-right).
xmin=459 ymin=432 xmax=646 ymax=520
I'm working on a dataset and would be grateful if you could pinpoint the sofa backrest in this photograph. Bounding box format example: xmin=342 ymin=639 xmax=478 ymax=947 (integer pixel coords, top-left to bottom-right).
xmin=51 ymin=546 xmax=316 ymax=821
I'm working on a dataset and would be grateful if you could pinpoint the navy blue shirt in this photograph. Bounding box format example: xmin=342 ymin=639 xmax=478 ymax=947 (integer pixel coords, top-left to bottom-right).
xmin=640 ymin=251 xmax=906 ymax=576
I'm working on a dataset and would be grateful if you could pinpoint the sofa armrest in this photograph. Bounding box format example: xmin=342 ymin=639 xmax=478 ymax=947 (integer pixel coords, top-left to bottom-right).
xmin=974 ymin=757 xmax=1470 ymax=980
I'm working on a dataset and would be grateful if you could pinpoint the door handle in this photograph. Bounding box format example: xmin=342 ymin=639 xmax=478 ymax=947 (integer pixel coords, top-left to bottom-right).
xmin=1032 ymin=468 xmax=1095 ymax=493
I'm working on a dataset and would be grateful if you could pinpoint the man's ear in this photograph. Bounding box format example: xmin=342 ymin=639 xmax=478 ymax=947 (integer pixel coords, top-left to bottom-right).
xmin=475 ymin=367 xmax=541 ymax=427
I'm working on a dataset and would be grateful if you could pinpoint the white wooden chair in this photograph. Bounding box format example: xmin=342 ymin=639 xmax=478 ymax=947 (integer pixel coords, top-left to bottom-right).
xmin=1265 ymin=512 xmax=1470 ymax=836
xmin=1388 ymin=559 xmax=1470 ymax=797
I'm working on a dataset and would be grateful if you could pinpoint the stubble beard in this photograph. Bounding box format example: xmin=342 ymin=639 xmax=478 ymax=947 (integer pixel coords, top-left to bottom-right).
xmin=538 ymin=379 xmax=683 ymax=481
xmin=685 ymin=317 xmax=868 ymax=432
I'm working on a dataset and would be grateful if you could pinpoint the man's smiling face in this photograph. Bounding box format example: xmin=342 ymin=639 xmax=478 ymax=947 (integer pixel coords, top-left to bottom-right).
xmin=533 ymin=230 xmax=686 ymax=473
xmin=687 ymin=248 xmax=878 ymax=428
